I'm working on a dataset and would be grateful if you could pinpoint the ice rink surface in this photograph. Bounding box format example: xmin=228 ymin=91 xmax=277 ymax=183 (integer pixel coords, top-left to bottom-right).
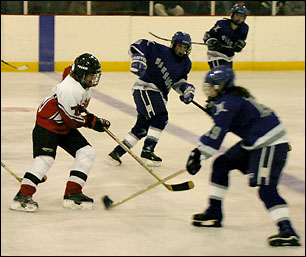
xmin=1 ymin=71 xmax=305 ymax=256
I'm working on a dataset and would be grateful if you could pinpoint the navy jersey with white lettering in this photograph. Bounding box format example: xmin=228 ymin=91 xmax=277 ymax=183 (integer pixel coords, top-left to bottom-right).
xmin=198 ymin=91 xmax=289 ymax=160
xmin=129 ymin=39 xmax=192 ymax=100
xmin=204 ymin=19 xmax=249 ymax=62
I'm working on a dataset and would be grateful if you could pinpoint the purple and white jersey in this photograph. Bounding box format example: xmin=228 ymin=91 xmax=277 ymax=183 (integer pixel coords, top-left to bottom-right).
xmin=129 ymin=39 xmax=192 ymax=101
xmin=198 ymin=93 xmax=289 ymax=160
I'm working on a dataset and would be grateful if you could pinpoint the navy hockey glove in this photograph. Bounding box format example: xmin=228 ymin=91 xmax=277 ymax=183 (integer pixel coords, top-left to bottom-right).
xmin=233 ymin=39 xmax=246 ymax=52
xmin=206 ymin=38 xmax=222 ymax=51
xmin=130 ymin=53 xmax=147 ymax=77
xmin=186 ymin=148 xmax=202 ymax=175
xmin=179 ymin=83 xmax=195 ymax=104
xmin=86 ymin=113 xmax=111 ymax=132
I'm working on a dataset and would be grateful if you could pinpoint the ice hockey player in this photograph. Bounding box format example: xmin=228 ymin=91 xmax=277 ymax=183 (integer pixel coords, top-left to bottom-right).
xmin=185 ymin=65 xmax=300 ymax=247
xmin=10 ymin=53 xmax=110 ymax=212
xmin=108 ymin=31 xmax=195 ymax=167
xmin=203 ymin=4 xmax=249 ymax=69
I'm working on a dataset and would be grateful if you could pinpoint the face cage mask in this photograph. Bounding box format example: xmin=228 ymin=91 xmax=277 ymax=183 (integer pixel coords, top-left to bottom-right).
xmin=203 ymin=82 xmax=225 ymax=98
xmin=82 ymin=72 xmax=101 ymax=88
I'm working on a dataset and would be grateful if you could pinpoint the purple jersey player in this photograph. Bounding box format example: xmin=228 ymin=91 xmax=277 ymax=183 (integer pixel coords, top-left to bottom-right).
xmin=203 ymin=4 xmax=249 ymax=69
xmin=108 ymin=31 xmax=195 ymax=167
xmin=185 ymin=66 xmax=300 ymax=247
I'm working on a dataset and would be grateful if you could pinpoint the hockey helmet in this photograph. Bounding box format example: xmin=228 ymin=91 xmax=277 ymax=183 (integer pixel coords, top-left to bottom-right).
xmin=71 ymin=53 xmax=101 ymax=88
xmin=230 ymin=4 xmax=247 ymax=25
xmin=203 ymin=65 xmax=235 ymax=97
xmin=170 ymin=31 xmax=192 ymax=57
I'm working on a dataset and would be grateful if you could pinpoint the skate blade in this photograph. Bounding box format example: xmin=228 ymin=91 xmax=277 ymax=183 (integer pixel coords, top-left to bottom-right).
xmin=10 ymin=201 xmax=38 ymax=213
xmin=269 ymin=236 xmax=301 ymax=247
xmin=63 ymin=200 xmax=93 ymax=210
xmin=141 ymin=158 xmax=161 ymax=167
xmin=192 ymin=220 xmax=222 ymax=228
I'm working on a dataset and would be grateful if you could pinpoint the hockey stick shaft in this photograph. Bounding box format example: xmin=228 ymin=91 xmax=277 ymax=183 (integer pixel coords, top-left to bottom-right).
xmin=149 ymin=32 xmax=232 ymax=48
xmin=1 ymin=161 xmax=22 ymax=183
xmin=104 ymin=128 xmax=194 ymax=191
xmin=191 ymin=100 xmax=211 ymax=115
xmin=1 ymin=60 xmax=28 ymax=70
xmin=107 ymin=169 xmax=187 ymax=209
xmin=1 ymin=161 xmax=47 ymax=183
xmin=149 ymin=32 xmax=205 ymax=45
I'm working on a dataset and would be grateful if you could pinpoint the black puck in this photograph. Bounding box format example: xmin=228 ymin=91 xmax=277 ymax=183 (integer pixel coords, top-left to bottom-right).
xmin=102 ymin=195 xmax=113 ymax=209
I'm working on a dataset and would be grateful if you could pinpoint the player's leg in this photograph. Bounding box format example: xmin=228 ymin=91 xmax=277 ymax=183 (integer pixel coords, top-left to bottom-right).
xmin=60 ymin=129 xmax=95 ymax=210
xmin=137 ymin=90 xmax=168 ymax=166
xmin=192 ymin=141 xmax=249 ymax=227
xmin=250 ymin=143 xmax=300 ymax=246
xmin=10 ymin=124 xmax=57 ymax=212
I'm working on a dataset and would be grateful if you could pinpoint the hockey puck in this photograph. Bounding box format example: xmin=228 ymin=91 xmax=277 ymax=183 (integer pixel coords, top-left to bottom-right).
xmin=102 ymin=195 xmax=113 ymax=209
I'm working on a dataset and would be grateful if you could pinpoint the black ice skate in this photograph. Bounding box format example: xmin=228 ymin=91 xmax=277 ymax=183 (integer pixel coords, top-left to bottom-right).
xmin=63 ymin=192 xmax=94 ymax=210
xmin=141 ymin=151 xmax=162 ymax=167
xmin=192 ymin=211 xmax=222 ymax=227
xmin=107 ymin=150 xmax=122 ymax=166
xmin=268 ymin=232 xmax=301 ymax=247
xmin=10 ymin=191 xmax=38 ymax=213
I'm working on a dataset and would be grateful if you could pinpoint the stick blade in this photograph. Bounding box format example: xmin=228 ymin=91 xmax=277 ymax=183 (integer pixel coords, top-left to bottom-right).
xmin=102 ymin=195 xmax=113 ymax=209
xmin=16 ymin=65 xmax=28 ymax=71
xmin=166 ymin=181 xmax=194 ymax=191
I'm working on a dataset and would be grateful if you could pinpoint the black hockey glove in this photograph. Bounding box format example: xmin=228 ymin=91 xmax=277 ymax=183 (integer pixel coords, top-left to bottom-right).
xmin=86 ymin=113 xmax=111 ymax=132
xmin=233 ymin=39 xmax=246 ymax=52
xmin=206 ymin=38 xmax=222 ymax=51
xmin=186 ymin=148 xmax=202 ymax=175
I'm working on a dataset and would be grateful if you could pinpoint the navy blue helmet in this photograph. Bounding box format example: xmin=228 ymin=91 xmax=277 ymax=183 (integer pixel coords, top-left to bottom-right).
xmin=231 ymin=4 xmax=247 ymax=25
xmin=170 ymin=31 xmax=192 ymax=56
xmin=204 ymin=65 xmax=235 ymax=94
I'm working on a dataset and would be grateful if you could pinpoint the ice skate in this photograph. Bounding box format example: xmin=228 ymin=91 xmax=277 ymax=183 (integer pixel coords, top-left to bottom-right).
xmin=106 ymin=150 xmax=122 ymax=166
xmin=192 ymin=209 xmax=222 ymax=227
xmin=63 ymin=192 xmax=94 ymax=210
xmin=268 ymin=232 xmax=301 ymax=247
xmin=141 ymin=151 xmax=162 ymax=167
xmin=10 ymin=191 xmax=38 ymax=213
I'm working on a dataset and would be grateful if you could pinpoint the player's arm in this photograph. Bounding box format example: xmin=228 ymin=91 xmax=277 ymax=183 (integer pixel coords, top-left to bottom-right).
xmin=128 ymin=39 xmax=152 ymax=77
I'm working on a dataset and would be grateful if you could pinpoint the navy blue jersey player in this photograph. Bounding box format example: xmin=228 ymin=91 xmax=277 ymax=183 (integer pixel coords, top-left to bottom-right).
xmin=108 ymin=31 xmax=195 ymax=167
xmin=203 ymin=4 xmax=249 ymax=69
xmin=185 ymin=66 xmax=300 ymax=247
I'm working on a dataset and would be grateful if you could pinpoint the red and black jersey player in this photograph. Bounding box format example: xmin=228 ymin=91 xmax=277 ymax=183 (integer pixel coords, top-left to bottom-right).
xmin=10 ymin=53 xmax=111 ymax=212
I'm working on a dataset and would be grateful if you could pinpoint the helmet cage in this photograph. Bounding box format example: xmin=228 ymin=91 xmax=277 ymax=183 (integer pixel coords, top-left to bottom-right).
xmin=170 ymin=31 xmax=192 ymax=56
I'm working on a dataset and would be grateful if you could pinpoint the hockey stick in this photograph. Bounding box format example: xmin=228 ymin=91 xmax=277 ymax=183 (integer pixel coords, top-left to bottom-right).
xmin=1 ymin=161 xmax=47 ymax=183
xmin=1 ymin=60 xmax=28 ymax=70
xmin=149 ymin=32 xmax=205 ymax=45
xmin=102 ymin=168 xmax=187 ymax=209
xmin=149 ymin=32 xmax=232 ymax=49
xmin=191 ymin=100 xmax=211 ymax=115
xmin=104 ymin=128 xmax=194 ymax=191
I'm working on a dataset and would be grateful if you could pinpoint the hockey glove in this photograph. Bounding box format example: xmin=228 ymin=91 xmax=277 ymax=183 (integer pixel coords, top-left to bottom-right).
xmin=233 ymin=39 xmax=246 ymax=52
xmin=186 ymin=148 xmax=202 ymax=175
xmin=206 ymin=38 xmax=222 ymax=51
xmin=130 ymin=53 xmax=147 ymax=77
xmin=86 ymin=113 xmax=111 ymax=132
xmin=179 ymin=83 xmax=195 ymax=104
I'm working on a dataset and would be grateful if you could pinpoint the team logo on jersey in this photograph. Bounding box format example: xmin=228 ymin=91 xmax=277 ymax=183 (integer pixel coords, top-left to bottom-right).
xmin=213 ymin=25 xmax=221 ymax=32
xmin=42 ymin=147 xmax=54 ymax=152
xmin=214 ymin=101 xmax=228 ymax=116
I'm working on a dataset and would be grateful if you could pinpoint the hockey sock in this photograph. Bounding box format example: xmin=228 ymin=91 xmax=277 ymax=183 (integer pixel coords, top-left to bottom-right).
xmin=64 ymin=181 xmax=82 ymax=195
xmin=20 ymin=184 xmax=36 ymax=197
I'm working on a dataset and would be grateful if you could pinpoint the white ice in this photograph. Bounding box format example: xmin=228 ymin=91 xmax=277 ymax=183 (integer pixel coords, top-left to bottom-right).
xmin=1 ymin=71 xmax=305 ymax=256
